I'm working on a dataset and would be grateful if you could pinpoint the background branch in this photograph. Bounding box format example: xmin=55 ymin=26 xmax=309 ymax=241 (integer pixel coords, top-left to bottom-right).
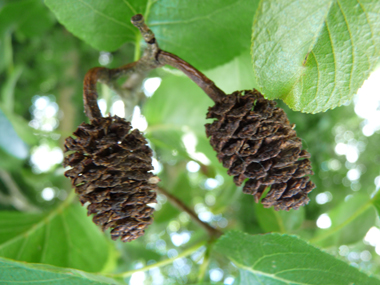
xmin=0 ymin=170 xmax=39 ymax=212
xmin=157 ymin=187 xmax=222 ymax=239
xmin=83 ymin=13 xmax=226 ymax=120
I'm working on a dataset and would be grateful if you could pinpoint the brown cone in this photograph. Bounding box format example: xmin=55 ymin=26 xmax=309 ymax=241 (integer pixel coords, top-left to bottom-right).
xmin=63 ymin=116 xmax=158 ymax=242
xmin=205 ymin=90 xmax=315 ymax=210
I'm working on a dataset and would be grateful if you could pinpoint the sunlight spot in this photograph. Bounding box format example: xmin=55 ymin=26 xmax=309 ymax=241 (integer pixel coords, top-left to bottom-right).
xmin=204 ymin=178 xmax=219 ymax=190
xmin=182 ymin=132 xmax=210 ymax=165
xmin=354 ymin=68 xmax=380 ymax=137
xmin=224 ymin=276 xmax=235 ymax=285
xmin=131 ymin=106 xmax=148 ymax=131
xmin=328 ymin=159 xmax=341 ymax=171
xmin=151 ymin=158 xmax=162 ymax=174
xmin=41 ymin=187 xmax=55 ymax=201
xmin=97 ymin=98 xmax=107 ymax=116
xmin=170 ymin=232 xmax=190 ymax=247
xmin=316 ymin=213 xmax=332 ymax=229
xmin=198 ymin=211 xmax=213 ymax=222
xmin=360 ymin=250 xmax=372 ymax=262
xmin=374 ymin=176 xmax=380 ymax=189
xmin=98 ymin=51 xmax=112 ymax=65
xmin=209 ymin=268 xmax=224 ymax=282
xmin=186 ymin=161 xmax=200 ymax=173
xmin=347 ymin=169 xmax=361 ymax=181
xmin=30 ymin=95 xmax=59 ymax=131
xmin=364 ymin=227 xmax=380 ymax=247
xmin=30 ymin=144 xmax=63 ymax=173
xmin=143 ymin=77 xmax=162 ymax=97
xmin=129 ymin=272 xmax=145 ymax=285
xmin=335 ymin=143 xmax=347 ymax=155
xmin=110 ymin=100 xmax=125 ymax=117
xmin=316 ymin=192 xmax=332 ymax=204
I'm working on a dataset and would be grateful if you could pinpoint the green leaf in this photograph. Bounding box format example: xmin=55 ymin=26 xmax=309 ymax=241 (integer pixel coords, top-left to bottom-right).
xmin=311 ymin=193 xmax=376 ymax=246
xmin=255 ymin=203 xmax=305 ymax=233
xmin=148 ymin=0 xmax=259 ymax=69
xmin=216 ymin=231 xmax=380 ymax=285
xmin=0 ymin=107 xmax=28 ymax=159
xmin=44 ymin=0 xmax=145 ymax=52
xmin=45 ymin=0 xmax=259 ymax=70
xmin=0 ymin=196 xmax=115 ymax=273
xmin=0 ymin=0 xmax=55 ymax=37
xmin=0 ymin=256 xmax=121 ymax=285
xmin=252 ymin=0 xmax=380 ymax=113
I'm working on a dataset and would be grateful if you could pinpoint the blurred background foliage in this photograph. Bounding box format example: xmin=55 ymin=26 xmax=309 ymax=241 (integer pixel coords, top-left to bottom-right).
xmin=1 ymin=0 xmax=380 ymax=284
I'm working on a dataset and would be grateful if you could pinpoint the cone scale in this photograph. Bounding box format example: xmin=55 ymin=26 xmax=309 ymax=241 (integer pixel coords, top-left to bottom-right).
xmin=206 ymin=90 xmax=315 ymax=210
xmin=63 ymin=116 xmax=157 ymax=242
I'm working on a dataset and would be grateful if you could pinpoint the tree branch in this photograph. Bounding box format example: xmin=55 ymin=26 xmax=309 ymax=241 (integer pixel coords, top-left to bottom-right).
xmin=157 ymin=187 xmax=222 ymax=239
xmin=0 ymin=170 xmax=40 ymax=212
xmin=82 ymin=14 xmax=225 ymax=120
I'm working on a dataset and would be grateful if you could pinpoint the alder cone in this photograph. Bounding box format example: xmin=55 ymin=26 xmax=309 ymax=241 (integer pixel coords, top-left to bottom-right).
xmin=205 ymin=90 xmax=315 ymax=210
xmin=63 ymin=116 xmax=158 ymax=242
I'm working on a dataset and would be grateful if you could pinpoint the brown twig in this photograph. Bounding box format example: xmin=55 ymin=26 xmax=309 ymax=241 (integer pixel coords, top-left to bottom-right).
xmin=82 ymin=14 xmax=225 ymax=120
xmin=157 ymin=51 xmax=225 ymax=102
xmin=131 ymin=14 xmax=225 ymax=102
xmin=81 ymin=15 xmax=225 ymax=238
xmin=157 ymin=187 xmax=222 ymax=239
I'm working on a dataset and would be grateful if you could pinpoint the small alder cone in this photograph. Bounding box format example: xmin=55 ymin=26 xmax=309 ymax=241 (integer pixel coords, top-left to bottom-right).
xmin=205 ymin=90 xmax=315 ymax=210
xmin=63 ymin=116 xmax=158 ymax=242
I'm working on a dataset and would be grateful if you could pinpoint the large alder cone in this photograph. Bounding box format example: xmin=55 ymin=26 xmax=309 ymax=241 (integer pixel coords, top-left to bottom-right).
xmin=63 ymin=116 xmax=158 ymax=242
xmin=205 ymin=90 xmax=315 ymax=210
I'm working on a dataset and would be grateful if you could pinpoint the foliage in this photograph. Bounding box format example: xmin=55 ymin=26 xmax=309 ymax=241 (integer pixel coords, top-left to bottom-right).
xmin=1 ymin=0 xmax=380 ymax=284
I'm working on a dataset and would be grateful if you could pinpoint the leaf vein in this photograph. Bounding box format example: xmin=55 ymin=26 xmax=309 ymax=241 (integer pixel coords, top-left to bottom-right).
xmin=122 ymin=0 xmax=137 ymax=15
xmin=323 ymin=19 xmax=337 ymax=108
xmin=76 ymin=0 xmax=134 ymax=32
xmin=149 ymin=0 xmax=243 ymax=27
xmin=356 ymin=0 xmax=378 ymax=57
xmin=308 ymin=51 xmax=320 ymax=113
xmin=336 ymin=0 xmax=355 ymax=99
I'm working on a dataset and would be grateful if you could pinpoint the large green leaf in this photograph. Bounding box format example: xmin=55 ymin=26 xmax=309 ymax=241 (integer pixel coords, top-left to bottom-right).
xmin=44 ymin=0 xmax=259 ymax=70
xmin=216 ymin=231 xmax=380 ymax=284
xmin=311 ymin=193 xmax=376 ymax=246
xmin=0 ymin=0 xmax=55 ymax=37
xmin=0 ymin=196 xmax=115 ymax=273
xmin=148 ymin=0 xmax=259 ymax=69
xmin=252 ymin=0 xmax=380 ymax=113
xmin=44 ymin=0 xmax=146 ymax=52
xmin=0 ymin=257 xmax=120 ymax=285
